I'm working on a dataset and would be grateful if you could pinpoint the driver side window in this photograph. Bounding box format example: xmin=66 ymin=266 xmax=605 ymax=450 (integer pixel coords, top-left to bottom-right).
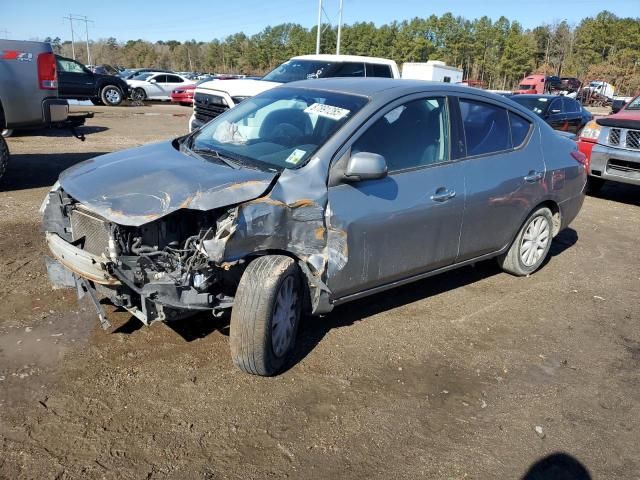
xmin=57 ymin=58 xmax=85 ymax=74
xmin=351 ymin=97 xmax=450 ymax=172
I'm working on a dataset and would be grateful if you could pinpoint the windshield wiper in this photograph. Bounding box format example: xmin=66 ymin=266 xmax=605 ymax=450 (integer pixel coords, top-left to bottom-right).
xmin=190 ymin=146 xmax=241 ymax=169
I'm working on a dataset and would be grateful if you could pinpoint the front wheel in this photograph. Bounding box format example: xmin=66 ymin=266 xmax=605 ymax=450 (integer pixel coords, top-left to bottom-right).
xmin=0 ymin=136 xmax=9 ymax=182
xmin=100 ymin=85 xmax=123 ymax=106
xmin=498 ymin=207 xmax=553 ymax=276
xmin=230 ymin=255 xmax=303 ymax=376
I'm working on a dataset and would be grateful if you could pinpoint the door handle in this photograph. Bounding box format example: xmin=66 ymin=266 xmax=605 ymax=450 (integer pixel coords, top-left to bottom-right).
xmin=431 ymin=189 xmax=456 ymax=202
xmin=524 ymin=171 xmax=543 ymax=183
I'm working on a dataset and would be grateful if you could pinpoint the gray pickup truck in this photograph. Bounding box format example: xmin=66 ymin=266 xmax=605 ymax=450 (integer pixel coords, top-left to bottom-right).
xmin=0 ymin=39 xmax=74 ymax=180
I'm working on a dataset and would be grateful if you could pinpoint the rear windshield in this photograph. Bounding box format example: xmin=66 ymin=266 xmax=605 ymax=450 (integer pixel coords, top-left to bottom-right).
xmin=510 ymin=96 xmax=549 ymax=116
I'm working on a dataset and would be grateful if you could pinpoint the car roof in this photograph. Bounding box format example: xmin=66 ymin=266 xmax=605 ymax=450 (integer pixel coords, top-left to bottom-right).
xmin=291 ymin=54 xmax=397 ymax=66
xmin=284 ymin=77 xmax=492 ymax=97
xmin=512 ymin=94 xmax=565 ymax=100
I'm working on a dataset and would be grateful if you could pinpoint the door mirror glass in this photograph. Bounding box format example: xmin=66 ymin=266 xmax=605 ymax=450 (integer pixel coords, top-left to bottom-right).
xmin=344 ymin=152 xmax=387 ymax=181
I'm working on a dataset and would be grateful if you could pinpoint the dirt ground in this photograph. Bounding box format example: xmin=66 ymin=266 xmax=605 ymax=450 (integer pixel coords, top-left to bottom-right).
xmin=1 ymin=103 xmax=639 ymax=479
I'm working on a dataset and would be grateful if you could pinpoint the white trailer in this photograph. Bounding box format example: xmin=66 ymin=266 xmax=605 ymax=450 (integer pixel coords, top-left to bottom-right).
xmin=401 ymin=60 xmax=463 ymax=83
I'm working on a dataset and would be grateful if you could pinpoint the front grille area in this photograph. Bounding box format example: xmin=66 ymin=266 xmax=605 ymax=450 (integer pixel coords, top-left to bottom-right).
xmin=194 ymin=92 xmax=229 ymax=123
xmin=608 ymin=128 xmax=621 ymax=146
xmin=70 ymin=208 xmax=110 ymax=257
xmin=607 ymin=159 xmax=640 ymax=175
xmin=626 ymin=130 xmax=640 ymax=150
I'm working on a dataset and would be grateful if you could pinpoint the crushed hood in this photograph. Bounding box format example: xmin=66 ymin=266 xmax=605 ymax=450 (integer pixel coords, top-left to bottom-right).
xmin=58 ymin=141 xmax=277 ymax=226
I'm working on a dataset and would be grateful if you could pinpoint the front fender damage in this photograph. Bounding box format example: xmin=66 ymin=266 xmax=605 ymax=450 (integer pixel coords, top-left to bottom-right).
xmin=202 ymin=194 xmax=338 ymax=314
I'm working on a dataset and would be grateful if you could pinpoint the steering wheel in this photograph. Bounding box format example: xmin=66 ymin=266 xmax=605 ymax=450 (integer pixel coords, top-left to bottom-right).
xmin=270 ymin=123 xmax=304 ymax=147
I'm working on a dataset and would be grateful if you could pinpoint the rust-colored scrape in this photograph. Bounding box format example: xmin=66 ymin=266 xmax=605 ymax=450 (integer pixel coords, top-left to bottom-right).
xmin=106 ymin=208 xmax=161 ymax=223
xmin=227 ymin=180 xmax=265 ymax=190
xmin=288 ymin=198 xmax=315 ymax=209
xmin=178 ymin=195 xmax=195 ymax=209
xmin=245 ymin=196 xmax=284 ymax=206
xmin=314 ymin=227 xmax=326 ymax=240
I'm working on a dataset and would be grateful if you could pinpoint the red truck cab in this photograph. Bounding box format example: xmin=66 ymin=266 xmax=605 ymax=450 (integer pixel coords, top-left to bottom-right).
xmin=514 ymin=74 xmax=546 ymax=95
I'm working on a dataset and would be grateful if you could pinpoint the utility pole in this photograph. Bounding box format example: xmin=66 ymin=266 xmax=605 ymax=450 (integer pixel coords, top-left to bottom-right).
xmin=63 ymin=14 xmax=93 ymax=64
xmin=63 ymin=14 xmax=76 ymax=59
xmin=0 ymin=29 xmax=9 ymax=39
xmin=336 ymin=0 xmax=343 ymax=55
xmin=316 ymin=0 xmax=322 ymax=54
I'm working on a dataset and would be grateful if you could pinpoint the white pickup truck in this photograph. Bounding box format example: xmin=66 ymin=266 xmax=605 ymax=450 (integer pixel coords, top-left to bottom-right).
xmin=189 ymin=54 xmax=400 ymax=131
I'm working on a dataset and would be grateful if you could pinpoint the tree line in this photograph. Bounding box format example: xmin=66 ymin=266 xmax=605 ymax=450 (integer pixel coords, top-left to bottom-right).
xmin=45 ymin=10 xmax=640 ymax=95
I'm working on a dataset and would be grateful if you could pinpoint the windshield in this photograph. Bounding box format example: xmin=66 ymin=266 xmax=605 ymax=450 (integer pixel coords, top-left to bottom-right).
xmin=511 ymin=96 xmax=549 ymax=116
xmin=191 ymin=87 xmax=368 ymax=171
xmin=625 ymin=95 xmax=640 ymax=110
xmin=131 ymin=72 xmax=154 ymax=81
xmin=262 ymin=60 xmax=338 ymax=83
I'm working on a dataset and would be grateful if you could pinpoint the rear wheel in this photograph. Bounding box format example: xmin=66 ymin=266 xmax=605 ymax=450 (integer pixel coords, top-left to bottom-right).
xmin=100 ymin=85 xmax=123 ymax=106
xmin=0 ymin=136 xmax=9 ymax=182
xmin=230 ymin=255 xmax=302 ymax=376
xmin=498 ymin=207 xmax=553 ymax=276
xmin=585 ymin=176 xmax=605 ymax=195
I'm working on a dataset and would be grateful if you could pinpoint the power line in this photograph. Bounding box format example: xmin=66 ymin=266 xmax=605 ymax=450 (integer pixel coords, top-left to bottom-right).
xmin=0 ymin=29 xmax=9 ymax=39
xmin=62 ymin=14 xmax=94 ymax=64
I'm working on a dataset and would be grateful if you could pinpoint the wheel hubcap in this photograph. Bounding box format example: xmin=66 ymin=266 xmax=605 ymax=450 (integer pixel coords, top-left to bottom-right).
xmin=520 ymin=216 xmax=550 ymax=267
xmin=271 ymin=276 xmax=298 ymax=358
xmin=105 ymin=89 xmax=120 ymax=103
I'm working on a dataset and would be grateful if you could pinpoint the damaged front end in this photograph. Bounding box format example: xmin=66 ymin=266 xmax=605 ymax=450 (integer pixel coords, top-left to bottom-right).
xmin=41 ymin=176 xmax=336 ymax=328
xmin=43 ymin=188 xmax=243 ymax=326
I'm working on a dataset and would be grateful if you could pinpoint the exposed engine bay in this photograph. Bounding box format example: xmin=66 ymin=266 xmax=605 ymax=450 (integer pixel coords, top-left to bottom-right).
xmin=43 ymin=188 xmax=244 ymax=325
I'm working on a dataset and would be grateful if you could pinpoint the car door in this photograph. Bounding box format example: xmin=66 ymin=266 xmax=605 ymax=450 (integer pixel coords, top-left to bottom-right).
xmin=161 ymin=74 xmax=186 ymax=98
xmin=146 ymin=74 xmax=167 ymax=98
xmin=545 ymin=97 xmax=568 ymax=131
xmin=327 ymin=95 xmax=466 ymax=299
xmin=56 ymin=57 xmax=95 ymax=98
xmin=455 ymin=96 xmax=546 ymax=261
xmin=564 ymin=98 xmax=582 ymax=133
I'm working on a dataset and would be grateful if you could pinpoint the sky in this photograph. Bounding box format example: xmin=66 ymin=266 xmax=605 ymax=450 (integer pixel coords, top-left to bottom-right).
xmin=0 ymin=0 xmax=636 ymax=43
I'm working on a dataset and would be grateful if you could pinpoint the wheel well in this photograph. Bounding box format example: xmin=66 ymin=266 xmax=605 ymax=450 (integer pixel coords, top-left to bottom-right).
xmin=0 ymin=100 xmax=5 ymax=129
xmin=245 ymin=250 xmax=316 ymax=314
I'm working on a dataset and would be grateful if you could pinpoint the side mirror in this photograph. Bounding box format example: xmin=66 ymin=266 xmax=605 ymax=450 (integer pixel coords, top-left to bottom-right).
xmin=611 ymin=100 xmax=626 ymax=114
xmin=344 ymin=151 xmax=388 ymax=181
xmin=150 ymin=79 xmax=157 ymax=83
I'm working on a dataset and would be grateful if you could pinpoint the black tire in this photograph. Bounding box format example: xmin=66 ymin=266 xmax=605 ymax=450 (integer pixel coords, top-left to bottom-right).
xmin=100 ymin=85 xmax=123 ymax=106
xmin=585 ymin=176 xmax=605 ymax=195
xmin=230 ymin=255 xmax=302 ymax=376
xmin=132 ymin=87 xmax=146 ymax=102
xmin=179 ymin=102 xmax=191 ymax=107
xmin=0 ymin=136 xmax=9 ymax=182
xmin=90 ymin=98 xmax=103 ymax=106
xmin=497 ymin=207 xmax=553 ymax=276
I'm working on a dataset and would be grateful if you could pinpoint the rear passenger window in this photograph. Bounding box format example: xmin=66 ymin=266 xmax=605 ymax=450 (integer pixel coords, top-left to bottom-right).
xmin=366 ymin=63 xmax=393 ymax=78
xmin=565 ymin=98 xmax=579 ymax=113
xmin=332 ymin=62 xmax=365 ymax=77
xmin=509 ymin=112 xmax=531 ymax=147
xmin=459 ymin=99 xmax=510 ymax=156
xmin=352 ymin=97 xmax=449 ymax=172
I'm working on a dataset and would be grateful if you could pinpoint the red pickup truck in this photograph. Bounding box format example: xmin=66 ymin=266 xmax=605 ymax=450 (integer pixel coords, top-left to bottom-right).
xmin=577 ymin=94 xmax=640 ymax=192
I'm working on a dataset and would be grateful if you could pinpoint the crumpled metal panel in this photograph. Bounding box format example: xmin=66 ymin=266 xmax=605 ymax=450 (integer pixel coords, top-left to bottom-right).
xmin=58 ymin=141 xmax=276 ymax=226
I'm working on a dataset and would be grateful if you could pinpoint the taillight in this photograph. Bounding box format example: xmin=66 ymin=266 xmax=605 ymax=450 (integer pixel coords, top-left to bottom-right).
xmin=571 ymin=149 xmax=589 ymax=172
xmin=37 ymin=52 xmax=57 ymax=90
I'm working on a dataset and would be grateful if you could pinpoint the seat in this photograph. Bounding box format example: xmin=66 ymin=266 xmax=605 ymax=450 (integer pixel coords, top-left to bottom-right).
xmin=259 ymin=108 xmax=313 ymax=147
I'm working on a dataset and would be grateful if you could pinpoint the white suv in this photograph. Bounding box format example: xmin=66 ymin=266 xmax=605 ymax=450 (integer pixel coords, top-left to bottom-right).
xmin=189 ymin=54 xmax=400 ymax=131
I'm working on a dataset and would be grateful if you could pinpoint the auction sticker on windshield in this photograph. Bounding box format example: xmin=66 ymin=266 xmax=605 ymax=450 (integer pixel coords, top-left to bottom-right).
xmin=304 ymin=103 xmax=350 ymax=121
xmin=285 ymin=148 xmax=307 ymax=165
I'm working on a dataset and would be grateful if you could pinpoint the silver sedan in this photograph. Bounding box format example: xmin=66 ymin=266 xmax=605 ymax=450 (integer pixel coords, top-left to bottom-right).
xmin=43 ymin=79 xmax=587 ymax=375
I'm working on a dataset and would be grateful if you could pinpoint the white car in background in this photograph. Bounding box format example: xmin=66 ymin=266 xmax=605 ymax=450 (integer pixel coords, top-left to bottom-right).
xmin=127 ymin=72 xmax=195 ymax=101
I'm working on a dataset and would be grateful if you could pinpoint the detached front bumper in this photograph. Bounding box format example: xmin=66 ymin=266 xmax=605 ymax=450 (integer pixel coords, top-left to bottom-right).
xmin=45 ymin=232 xmax=120 ymax=285
xmin=589 ymin=143 xmax=640 ymax=186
